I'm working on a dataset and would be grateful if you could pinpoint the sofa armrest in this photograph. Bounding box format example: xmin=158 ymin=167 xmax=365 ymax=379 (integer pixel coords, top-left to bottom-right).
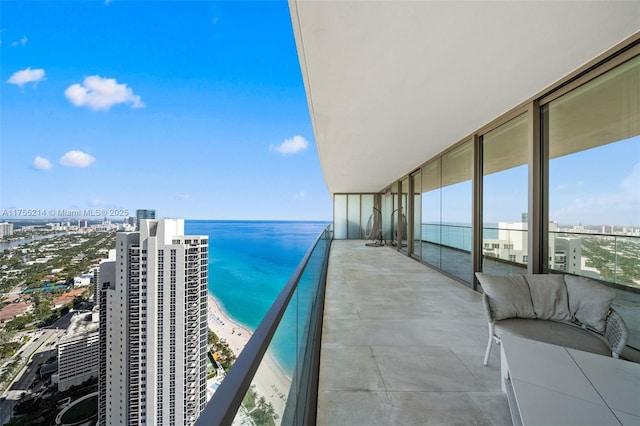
xmin=604 ymin=308 xmax=629 ymax=358
xmin=483 ymin=292 xmax=495 ymax=323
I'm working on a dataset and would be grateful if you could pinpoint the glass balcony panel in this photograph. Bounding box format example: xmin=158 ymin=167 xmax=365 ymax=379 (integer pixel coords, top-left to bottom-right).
xmin=548 ymin=231 xmax=640 ymax=347
xmin=545 ymin=55 xmax=639 ymax=349
xmin=202 ymin=226 xmax=331 ymax=426
xmin=333 ymin=194 xmax=347 ymax=239
xmin=347 ymin=194 xmax=361 ymax=239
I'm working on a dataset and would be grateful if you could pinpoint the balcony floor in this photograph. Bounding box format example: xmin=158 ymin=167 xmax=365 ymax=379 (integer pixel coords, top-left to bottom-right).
xmin=318 ymin=240 xmax=511 ymax=425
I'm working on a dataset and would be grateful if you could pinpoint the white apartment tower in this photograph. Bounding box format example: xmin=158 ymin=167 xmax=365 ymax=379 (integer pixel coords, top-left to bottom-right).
xmin=0 ymin=222 xmax=14 ymax=238
xmin=98 ymin=219 xmax=208 ymax=425
xmin=57 ymin=311 xmax=100 ymax=391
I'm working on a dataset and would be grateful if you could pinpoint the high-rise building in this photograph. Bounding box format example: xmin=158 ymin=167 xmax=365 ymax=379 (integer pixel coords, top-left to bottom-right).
xmin=98 ymin=219 xmax=208 ymax=425
xmin=56 ymin=311 xmax=99 ymax=391
xmin=135 ymin=209 xmax=156 ymax=230
xmin=94 ymin=250 xmax=116 ymax=305
xmin=0 ymin=222 xmax=14 ymax=238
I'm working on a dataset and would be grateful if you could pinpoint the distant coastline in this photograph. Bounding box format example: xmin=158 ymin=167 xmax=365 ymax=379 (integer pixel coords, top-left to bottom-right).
xmin=186 ymin=220 xmax=329 ymax=374
xmin=207 ymin=292 xmax=291 ymax=418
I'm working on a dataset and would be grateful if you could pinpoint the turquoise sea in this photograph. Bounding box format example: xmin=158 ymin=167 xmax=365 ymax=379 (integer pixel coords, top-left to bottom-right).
xmin=185 ymin=220 xmax=329 ymax=372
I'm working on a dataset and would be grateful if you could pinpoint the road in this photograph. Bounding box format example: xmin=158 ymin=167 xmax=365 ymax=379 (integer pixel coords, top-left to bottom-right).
xmin=0 ymin=328 xmax=64 ymax=425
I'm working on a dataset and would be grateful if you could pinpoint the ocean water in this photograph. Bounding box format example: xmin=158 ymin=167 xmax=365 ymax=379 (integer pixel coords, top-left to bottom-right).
xmin=423 ymin=223 xmax=499 ymax=251
xmin=185 ymin=220 xmax=329 ymax=371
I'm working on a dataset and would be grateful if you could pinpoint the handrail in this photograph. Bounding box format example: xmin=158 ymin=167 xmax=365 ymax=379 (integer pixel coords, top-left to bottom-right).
xmin=196 ymin=224 xmax=332 ymax=426
xmin=549 ymin=230 xmax=640 ymax=239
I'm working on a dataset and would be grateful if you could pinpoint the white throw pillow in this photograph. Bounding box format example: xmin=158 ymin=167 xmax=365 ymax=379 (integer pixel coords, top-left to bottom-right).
xmin=564 ymin=275 xmax=615 ymax=333
xmin=526 ymin=274 xmax=572 ymax=321
xmin=476 ymin=272 xmax=536 ymax=320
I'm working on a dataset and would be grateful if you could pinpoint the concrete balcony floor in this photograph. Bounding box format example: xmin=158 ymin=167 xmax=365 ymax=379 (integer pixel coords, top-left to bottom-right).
xmin=318 ymin=240 xmax=511 ymax=425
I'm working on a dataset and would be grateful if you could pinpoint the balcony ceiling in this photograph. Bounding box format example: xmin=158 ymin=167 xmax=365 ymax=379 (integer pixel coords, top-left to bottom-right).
xmin=289 ymin=1 xmax=640 ymax=195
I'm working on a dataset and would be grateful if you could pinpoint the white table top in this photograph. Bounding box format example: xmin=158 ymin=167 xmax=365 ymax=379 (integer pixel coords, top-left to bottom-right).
xmin=501 ymin=334 xmax=640 ymax=426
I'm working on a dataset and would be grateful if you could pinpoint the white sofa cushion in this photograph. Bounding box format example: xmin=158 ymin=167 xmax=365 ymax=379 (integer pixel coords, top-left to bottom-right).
xmin=494 ymin=318 xmax=611 ymax=356
xmin=564 ymin=275 xmax=615 ymax=333
xmin=526 ymin=274 xmax=572 ymax=321
xmin=476 ymin=273 xmax=536 ymax=320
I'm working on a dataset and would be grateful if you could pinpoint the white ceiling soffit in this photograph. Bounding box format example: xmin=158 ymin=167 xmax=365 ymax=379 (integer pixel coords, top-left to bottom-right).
xmin=289 ymin=0 xmax=640 ymax=195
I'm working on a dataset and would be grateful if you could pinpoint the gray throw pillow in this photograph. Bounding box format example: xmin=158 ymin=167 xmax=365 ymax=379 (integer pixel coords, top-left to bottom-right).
xmin=526 ymin=274 xmax=572 ymax=321
xmin=564 ymin=275 xmax=615 ymax=333
xmin=475 ymin=273 xmax=535 ymax=320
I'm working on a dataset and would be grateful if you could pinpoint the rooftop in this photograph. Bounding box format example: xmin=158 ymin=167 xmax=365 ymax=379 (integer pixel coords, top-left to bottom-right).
xmin=61 ymin=311 xmax=99 ymax=339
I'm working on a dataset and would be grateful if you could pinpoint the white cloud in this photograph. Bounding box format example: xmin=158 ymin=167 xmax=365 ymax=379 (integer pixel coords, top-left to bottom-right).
xmin=64 ymin=75 xmax=144 ymax=110
xmin=32 ymin=156 xmax=52 ymax=170
xmin=60 ymin=150 xmax=96 ymax=168
xmin=89 ymin=199 xmax=108 ymax=207
xmin=294 ymin=191 xmax=306 ymax=199
xmin=178 ymin=193 xmax=190 ymax=201
xmin=11 ymin=35 xmax=27 ymax=47
xmin=7 ymin=67 xmax=45 ymax=88
xmin=270 ymin=135 xmax=308 ymax=155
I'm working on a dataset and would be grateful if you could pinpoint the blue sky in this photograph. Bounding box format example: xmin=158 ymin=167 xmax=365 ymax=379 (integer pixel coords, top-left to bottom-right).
xmin=1 ymin=0 xmax=332 ymax=221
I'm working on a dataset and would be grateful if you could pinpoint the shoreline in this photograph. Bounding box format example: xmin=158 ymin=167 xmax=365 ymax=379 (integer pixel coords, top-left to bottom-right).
xmin=207 ymin=293 xmax=291 ymax=419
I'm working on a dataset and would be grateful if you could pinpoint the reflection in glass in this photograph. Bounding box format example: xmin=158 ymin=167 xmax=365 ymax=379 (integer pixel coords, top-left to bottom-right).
xmin=422 ymin=159 xmax=441 ymax=268
xmin=481 ymin=113 xmax=528 ymax=275
xmin=544 ymin=55 xmax=639 ymax=348
xmin=382 ymin=189 xmax=393 ymax=242
xmin=333 ymin=194 xmax=347 ymax=239
xmin=420 ymin=142 xmax=473 ymax=284
xmin=399 ymin=177 xmax=409 ymax=252
xmin=347 ymin=194 xmax=361 ymax=239
xmin=440 ymin=142 xmax=473 ymax=284
xmin=390 ymin=182 xmax=401 ymax=247
xmin=411 ymin=171 xmax=421 ymax=259
xmin=360 ymin=194 xmax=374 ymax=240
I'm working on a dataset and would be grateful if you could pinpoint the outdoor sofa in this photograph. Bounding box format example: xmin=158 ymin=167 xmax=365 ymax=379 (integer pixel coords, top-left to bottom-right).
xmin=476 ymin=272 xmax=629 ymax=366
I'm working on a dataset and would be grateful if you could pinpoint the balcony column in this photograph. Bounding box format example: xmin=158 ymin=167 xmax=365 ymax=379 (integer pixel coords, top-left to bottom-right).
xmin=472 ymin=134 xmax=482 ymax=290
xmin=528 ymin=100 xmax=544 ymax=274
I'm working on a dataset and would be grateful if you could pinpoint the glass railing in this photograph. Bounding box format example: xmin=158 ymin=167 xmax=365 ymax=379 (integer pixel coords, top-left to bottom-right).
xmin=549 ymin=231 xmax=640 ymax=290
xmin=422 ymin=223 xmax=471 ymax=252
xmin=481 ymin=226 xmax=528 ymax=275
xmin=548 ymin=230 xmax=640 ymax=349
xmin=196 ymin=224 xmax=333 ymax=426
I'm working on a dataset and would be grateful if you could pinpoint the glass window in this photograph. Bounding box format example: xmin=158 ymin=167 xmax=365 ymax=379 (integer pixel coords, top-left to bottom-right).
xmin=360 ymin=194 xmax=375 ymax=240
xmin=544 ymin=54 xmax=640 ymax=347
xmin=411 ymin=171 xmax=421 ymax=259
xmin=422 ymin=159 xmax=441 ymax=268
xmin=420 ymin=141 xmax=473 ymax=285
xmin=382 ymin=188 xmax=393 ymax=243
xmin=399 ymin=177 xmax=409 ymax=252
xmin=390 ymin=182 xmax=400 ymax=247
xmin=333 ymin=194 xmax=347 ymax=239
xmin=481 ymin=113 xmax=528 ymax=275
xmin=441 ymin=141 xmax=473 ymax=284
xmin=347 ymin=194 xmax=361 ymax=239
xmin=360 ymin=194 xmax=375 ymax=239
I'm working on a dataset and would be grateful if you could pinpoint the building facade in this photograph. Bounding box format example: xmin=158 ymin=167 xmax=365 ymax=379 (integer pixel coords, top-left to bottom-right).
xmin=98 ymin=219 xmax=208 ymax=425
xmin=135 ymin=209 xmax=156 ymax=231
xmin=0 ymin=222 xmax=14 ymax=238
xmin=57 ymin=311 xmax=99 ymax=391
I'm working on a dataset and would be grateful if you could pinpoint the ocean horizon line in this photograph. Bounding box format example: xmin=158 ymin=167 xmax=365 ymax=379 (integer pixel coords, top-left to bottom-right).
xmin=186 ymin=219 xmax=331 ymax=223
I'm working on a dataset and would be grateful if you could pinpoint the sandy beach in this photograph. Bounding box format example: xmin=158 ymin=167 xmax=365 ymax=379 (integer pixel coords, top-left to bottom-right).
xmin=207 ymin=294 xmax=292 ymax=419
